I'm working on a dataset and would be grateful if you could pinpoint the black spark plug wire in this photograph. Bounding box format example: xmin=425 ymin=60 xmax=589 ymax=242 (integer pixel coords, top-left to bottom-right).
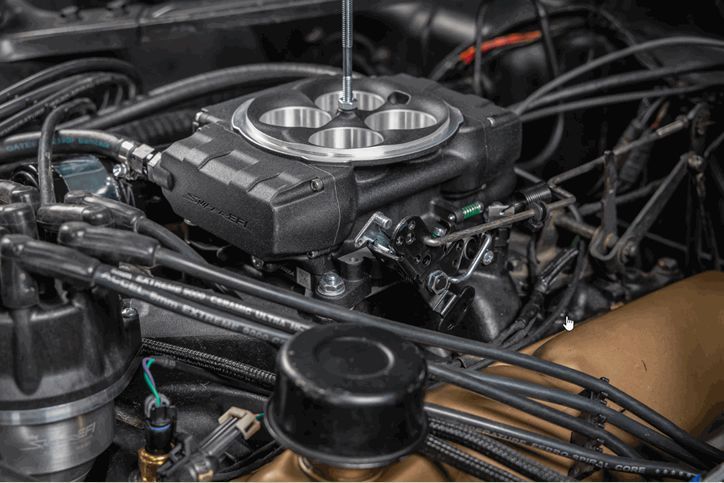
xmin=425 ymin=404 xmax=699 ymax=480
xmin=0 ymin=235 xmax=289 ymax=346
xmin=63 ymin=233 xmax=721 ymax=465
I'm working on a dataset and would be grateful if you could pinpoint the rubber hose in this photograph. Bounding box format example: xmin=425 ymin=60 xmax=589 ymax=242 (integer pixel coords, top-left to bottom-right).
xmin=141 ymin=338 xmax=277 ymax=388
xmin=421 ymin=434 xmax=522 ymax=481
xmin=79 ymin=63 xmax=341 ymax=129
xmin=428 ymin=417 xmax=571 ymax=481
xmin=0 ymin=57 xmax=141 ymax=105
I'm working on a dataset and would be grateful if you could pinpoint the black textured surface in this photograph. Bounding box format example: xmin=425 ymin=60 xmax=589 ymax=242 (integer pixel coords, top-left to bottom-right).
xmin=265 ymin=324 xmax=428 ymax=467
xmin=0 ymin=289 xmax=140 ymax=409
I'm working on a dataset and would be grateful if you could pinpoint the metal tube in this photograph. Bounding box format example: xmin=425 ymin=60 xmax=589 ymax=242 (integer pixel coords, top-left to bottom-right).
xmin=449 ymin=234 xmax=493 ymax=284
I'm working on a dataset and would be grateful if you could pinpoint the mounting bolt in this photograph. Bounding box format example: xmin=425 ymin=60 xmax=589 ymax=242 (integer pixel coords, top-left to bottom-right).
xmin=687 ymin=154 xmax=705 ymax=172
xmin=121 ymin=306 xmax=138 ymax=320
xmin=623 ymin=242 xmax=638 ymax=260
xmin=482 ymin=250 xmax=495 ymax=265
xmin=310 ymin=178 xmax=324 ymax=192
xmin=317 ymin=271 xmax=346 ymax=297
xmin=427 ymin=270 xmax=450 ymax=295
xmin=431 ymin=226 xmax=447 ymax=238
xmin=251 ymin=256 xmax=265 ymax=270
xmin=112 ymin=163 xmax=129 ymax=179
xmin=656 ymin=257 xmax=678 ymax=273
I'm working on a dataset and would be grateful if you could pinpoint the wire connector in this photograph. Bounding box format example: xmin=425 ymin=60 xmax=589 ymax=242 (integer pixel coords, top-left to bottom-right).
xmin=218 ymin=407 xmax=262 ymax=441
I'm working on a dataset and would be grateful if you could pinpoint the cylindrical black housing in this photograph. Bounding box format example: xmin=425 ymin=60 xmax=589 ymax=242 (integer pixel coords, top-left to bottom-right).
xmin=266 ymin=324 xmax=427 ymax=468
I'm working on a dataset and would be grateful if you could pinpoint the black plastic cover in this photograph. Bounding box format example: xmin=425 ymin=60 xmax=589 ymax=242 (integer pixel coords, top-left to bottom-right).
xmin=265 ymin=324 xmax=427 ymax=468
xmin=0 ymin=234 xmax=140 ymax=406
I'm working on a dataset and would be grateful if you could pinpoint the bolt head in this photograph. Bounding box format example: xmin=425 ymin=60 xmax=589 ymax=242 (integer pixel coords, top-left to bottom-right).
xmin=310 ymin=178 xmax=324 ymax=192
xmin=112 ymin=163 xmax=129 ymax=178
xmin=317 ymin=271 xmax=346 ymax=297
xmin=121 ymin=307 xmax=138 ymax=319
xmin=623 ymin=242 xmax=638 ymax=259
xmin=60 ymin=5 xmax=81 ymax=19
xmin=656 ymin=257 xmax=678 ymax=272
xmin=251 ymin=257 xmax=264 ymax=270
xmin=338 ymin=96 xmax=358 ymax=111
xmin=482 ymin=250 xmax=495 ymax=265
xmin=431 ymin=226 xmax=447 ymax=238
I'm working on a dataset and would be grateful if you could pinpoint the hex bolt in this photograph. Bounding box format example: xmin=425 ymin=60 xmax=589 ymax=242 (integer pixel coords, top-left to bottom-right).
xmin=251 ymin=257 xmax=265 ymax=270
xmin=482 ymin=250 xmax=495 ymax=265
xmin=427 ymin=270 xmax=449 ymax=295
xmin=317 ymin=271 xmax=346 ymax=297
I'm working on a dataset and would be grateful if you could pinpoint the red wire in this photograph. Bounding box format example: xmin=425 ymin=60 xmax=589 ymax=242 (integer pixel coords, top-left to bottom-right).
xmin=459 ymin=31 xmax=542 ymax=65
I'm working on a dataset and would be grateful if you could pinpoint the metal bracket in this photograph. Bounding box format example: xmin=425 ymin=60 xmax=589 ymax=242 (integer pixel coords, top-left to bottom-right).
xmin=353 ymin=211 xmax=399 ymax=260
xmin=589 ymin=153 xmax=690 ymax=271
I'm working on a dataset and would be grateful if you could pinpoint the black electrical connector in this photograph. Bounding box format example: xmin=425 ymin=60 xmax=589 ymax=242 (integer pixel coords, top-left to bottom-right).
xmin=58 ymin=222 xmax=161 ymax=266
xmin=144 ymin=397 xmax=178 ymax=455
xmin=0 ymin=180 xmax=39 ymax=210
xmin=64 ymin=191 xmax=205 ymax=264
xmin=36 ymin=204 xmax=112 ymax=240
xmin=1 ymin=234 xmax=290 ymax=345
xmin=0 ymin=203 xmax=38 ymax=238
xmin=158 ymin=408 xmax=259 ymax=482
xmin=136 ymin=394 xmax=178 ymax=482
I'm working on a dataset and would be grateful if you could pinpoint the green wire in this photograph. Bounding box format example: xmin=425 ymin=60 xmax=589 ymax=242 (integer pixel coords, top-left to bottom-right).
xmin=256 ymin=412 xmax=265 ymax=421
xmin=143 ymin=358 xmax=162 ymax=407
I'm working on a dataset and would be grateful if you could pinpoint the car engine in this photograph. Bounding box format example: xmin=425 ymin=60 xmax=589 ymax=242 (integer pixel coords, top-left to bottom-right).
xmin=0 ymin=0 xmax=722 ymax=481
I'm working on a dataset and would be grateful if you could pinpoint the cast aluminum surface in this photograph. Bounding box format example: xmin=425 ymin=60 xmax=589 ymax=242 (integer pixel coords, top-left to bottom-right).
xmin=231 ymin=77 xmax=464 ymax=165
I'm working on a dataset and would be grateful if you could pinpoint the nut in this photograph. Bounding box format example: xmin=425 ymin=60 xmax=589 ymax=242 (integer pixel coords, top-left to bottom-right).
xmin=317 ymin=272 xmax=346 ymax=297
xmin=427 ymin=270 xmax=449 ymax=295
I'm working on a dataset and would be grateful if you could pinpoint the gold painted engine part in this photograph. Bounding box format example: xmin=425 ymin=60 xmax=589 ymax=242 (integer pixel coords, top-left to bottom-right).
xmin=137 ymin=447 xmax=170 ymax=482
xmin=244 ymin=272 xmax=724 ymax=481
